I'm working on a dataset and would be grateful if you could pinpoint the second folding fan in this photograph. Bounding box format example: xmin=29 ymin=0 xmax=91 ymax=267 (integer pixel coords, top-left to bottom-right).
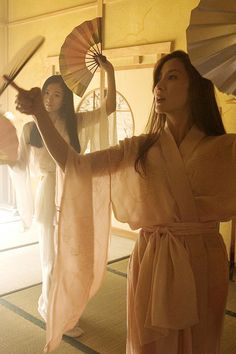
xmin=186 ymin=0 xmax=236 ymax=96
xmin=59 ymin=17 xmax=102 ymax=97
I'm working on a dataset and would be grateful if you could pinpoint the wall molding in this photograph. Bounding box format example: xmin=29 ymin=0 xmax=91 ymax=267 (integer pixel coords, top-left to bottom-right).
xmin=104 ymin=0 xmax=125 ymax=3
xmin=103 ymin=41 xmax=172 ymax=69
xmin=6 ymin=0 xmax=152 ymax=27
xmin=7 ymin=2 xmax=97 ymax=27
xmin=45 ymin=40 xmax=172 ymax=73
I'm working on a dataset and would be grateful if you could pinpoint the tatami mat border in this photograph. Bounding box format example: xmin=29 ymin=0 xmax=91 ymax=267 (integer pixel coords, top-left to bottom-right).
xmin=0 ymin=241 xmax=39 ymax=253
xmin=0 ymin=297 xmax=45 ymax=330
xmin=107 ymin=255 xmax=130 ymax=265
xmin=106 ymin=267 xmax=127 ymax=278
xmin=0 ymin=257 xmax=129 ymax=297
xmin=0 ymin=282 xmax=42 ymax=297
xmin=0 ymin=298 xmax=100 ymax=354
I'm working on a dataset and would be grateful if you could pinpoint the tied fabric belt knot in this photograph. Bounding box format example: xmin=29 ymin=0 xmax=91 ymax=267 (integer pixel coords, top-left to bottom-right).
xmin=155 ymin=225 xmax=169 ymax=238
xmin=133 ymin=222 xmax=218 ymax=345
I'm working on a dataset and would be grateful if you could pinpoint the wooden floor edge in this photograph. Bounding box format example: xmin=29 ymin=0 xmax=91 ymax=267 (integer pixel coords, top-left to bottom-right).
xmin=111 ymin=227 xmax=138 ymax=241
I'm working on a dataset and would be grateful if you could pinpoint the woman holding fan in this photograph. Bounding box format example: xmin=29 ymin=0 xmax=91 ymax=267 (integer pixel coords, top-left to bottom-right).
xmin=8 ymin=55 xmax=116 ymax=337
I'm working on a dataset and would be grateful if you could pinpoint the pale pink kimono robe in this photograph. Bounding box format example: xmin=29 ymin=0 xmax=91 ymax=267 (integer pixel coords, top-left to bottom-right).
xmin=45 ymin=125 xmax=231 ymax=354
xmin=10 ymin=105 xmax=113 ymax=321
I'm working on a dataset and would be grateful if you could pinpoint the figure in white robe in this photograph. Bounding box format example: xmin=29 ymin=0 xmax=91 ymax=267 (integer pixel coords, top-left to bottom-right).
xmin=9 ymin=55 xmax=116 ymax=325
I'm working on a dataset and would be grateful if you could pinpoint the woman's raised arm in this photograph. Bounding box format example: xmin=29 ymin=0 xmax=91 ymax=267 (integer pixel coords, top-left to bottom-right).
xmin=96 ymin=55 xmax=116 ymax=116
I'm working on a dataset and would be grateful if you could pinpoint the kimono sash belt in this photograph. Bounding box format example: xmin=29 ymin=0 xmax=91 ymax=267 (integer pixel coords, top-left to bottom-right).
xmin=134 ymin=221 xmax=219 ymax=345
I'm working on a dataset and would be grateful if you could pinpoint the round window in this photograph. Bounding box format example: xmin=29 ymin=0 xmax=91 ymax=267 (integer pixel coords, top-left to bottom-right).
xmin=77 ymin=88 xmax=135 ymax=141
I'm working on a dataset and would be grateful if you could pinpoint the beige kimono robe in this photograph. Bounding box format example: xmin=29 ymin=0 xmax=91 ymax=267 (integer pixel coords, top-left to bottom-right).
xmin=45 ymin=125 xmax=232 ymax=354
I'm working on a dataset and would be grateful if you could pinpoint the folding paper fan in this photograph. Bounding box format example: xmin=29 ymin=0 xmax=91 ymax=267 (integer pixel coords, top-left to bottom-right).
xmin=186 ymin=0 xmax=236 ymax=96
xmin=59 ymin=17 xmax=102 ymax=97
xmin=0 ymin=114 xmax=19 ymax=163
xmin=0 ymin=36 xmax=45 ymax=96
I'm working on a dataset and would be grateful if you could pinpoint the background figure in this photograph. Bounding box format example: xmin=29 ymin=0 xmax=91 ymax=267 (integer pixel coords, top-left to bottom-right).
xmin=12 ymin=50 xmax=230 ymax=354
xmin=9 ymin=56 xmax=116 ymax=336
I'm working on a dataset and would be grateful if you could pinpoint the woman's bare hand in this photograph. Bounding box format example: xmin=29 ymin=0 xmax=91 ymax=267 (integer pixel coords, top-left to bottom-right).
xmin=95 ymin=54 xmax=114 ymax=74
xmin=16 ymin=87 xmax=43 ymax=115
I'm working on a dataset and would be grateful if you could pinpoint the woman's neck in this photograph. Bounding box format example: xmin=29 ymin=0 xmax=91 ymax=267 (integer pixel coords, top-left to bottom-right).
xmin=166 ymin=112 xmax=193 ymax=147
xmin=48 ymin=111 xmax=62 ymax=124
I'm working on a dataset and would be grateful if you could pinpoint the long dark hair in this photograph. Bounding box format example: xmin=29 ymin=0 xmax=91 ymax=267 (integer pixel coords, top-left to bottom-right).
xmin=135 ymin=50 xmax=226 ymax=175
xmin=30 ymin=75 xmax=81 ymax=153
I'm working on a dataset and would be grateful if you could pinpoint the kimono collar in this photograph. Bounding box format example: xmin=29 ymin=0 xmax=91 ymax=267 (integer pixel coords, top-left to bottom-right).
xmin=159 ymin=124 xmax=201 ymax=221
xmin=164 ymin=124 xmax=206 ymax=160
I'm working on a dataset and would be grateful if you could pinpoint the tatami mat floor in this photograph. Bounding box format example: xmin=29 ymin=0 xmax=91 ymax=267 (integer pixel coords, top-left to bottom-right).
xmin=0 ymin=209 xmax=236 ymax=353
xmin=0 ymin=208 xmax=135 ymax=297
xmin=0 ymin=261 xmax=128 ymax=354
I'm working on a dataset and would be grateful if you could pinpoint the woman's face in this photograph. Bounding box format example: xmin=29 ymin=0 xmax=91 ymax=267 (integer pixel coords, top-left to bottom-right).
xmin=154 ymin=58 xmax=190 ymax=116
xmin=43 ymin=83 xmax=64 ymax=113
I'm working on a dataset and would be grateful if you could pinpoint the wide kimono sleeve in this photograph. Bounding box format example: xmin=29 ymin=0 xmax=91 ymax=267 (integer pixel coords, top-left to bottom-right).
xmin=9 ymin=122 xmax=34 ymax=228
xmin=77 ymin=103 xmax=117 ymax=153
xmin=45 ymin=139 xmax=127 ymax=353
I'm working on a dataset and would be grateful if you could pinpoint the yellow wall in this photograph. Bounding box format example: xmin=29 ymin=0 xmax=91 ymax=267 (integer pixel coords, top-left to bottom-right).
xmin=105 ymin=0 xmax=199 ymax=49
xmin=7 ymin=0 xmax=96 ymax=21
xmin=0 ymin=0 xmax=7 ymax=25
xmin=3 ymin=0 xmax=236 ymax=255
